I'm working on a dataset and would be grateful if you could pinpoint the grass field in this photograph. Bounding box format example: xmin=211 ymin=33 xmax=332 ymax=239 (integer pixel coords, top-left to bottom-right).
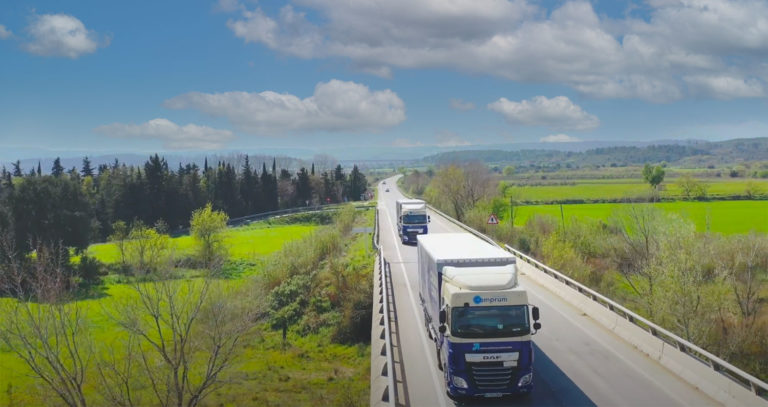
xmin=512 ymin=200 xmax=768 ymax=234
xmin=0 ymin=215 xmax=375 ymax=407
xmin=87 ymin=223 xmax=317 ymax=264
xmin=508 ymin=178 xmax=768 ymax=202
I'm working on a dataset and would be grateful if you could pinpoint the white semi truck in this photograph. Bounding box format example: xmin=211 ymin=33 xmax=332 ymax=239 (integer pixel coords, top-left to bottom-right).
xmin=417 ymin=233 xmax=541 ymax=400
xmin=396 ymin=198 xmax=429 ymax=244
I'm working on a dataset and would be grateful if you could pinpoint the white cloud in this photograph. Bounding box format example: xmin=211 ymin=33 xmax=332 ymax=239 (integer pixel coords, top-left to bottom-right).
xmin=226 ymin=0 xmax=768 ymax=101
xmin=95 ymin=118 xmax=234 ymax=150
xmin=683 ymin=74 xmax=765 ymax=99
xmin=0 ymin=25 xmax=12 ymax=39
xmin=540 ymin=134 xmax=581 ymax=143
xmin=24 ymin=14 xmax=107 ymax=58
xmin=450 ymin=98 xmax=475 ymax=111
xmin=488 ymin=96 xmax=599 ymax=131
xmin=165 ymin=79 xmax=406 ymax=134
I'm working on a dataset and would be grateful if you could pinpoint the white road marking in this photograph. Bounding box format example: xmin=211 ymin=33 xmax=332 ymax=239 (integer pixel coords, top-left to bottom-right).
xmin=381 ymin=192 xmax=449 ymax=407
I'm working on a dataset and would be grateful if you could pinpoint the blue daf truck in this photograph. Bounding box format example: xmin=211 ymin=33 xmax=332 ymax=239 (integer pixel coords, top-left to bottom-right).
xmin=396 ymin=198 xmax=429 ymax=244
xmin=417 ymin=233 xmax=542 ymax=400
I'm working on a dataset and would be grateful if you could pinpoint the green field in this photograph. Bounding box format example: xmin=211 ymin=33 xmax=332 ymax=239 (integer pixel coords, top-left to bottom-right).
xmin=87 ymin=223 xmax=317 ymax=264
xmin=0 ymin=217 xmax=375 ymax=407
xmin=508 ymin=178 xmax=768 ymax=202
xmin=513 ymin=200 xmax=768 ymax=234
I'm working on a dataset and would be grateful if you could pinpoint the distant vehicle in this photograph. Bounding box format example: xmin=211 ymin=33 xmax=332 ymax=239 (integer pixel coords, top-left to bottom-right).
xmin=385 ymin=188 xmax=390 ymax=192
xmin=418 ymin=233 xmax=541 ymax=400
xmin=396 ymin=198 xmax=429 ymax=244
xmin=383 ymin=180 xmax=387 ymax=184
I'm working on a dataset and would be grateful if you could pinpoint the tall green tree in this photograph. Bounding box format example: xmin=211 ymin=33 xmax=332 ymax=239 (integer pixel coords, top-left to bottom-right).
xmin=6 ymin=176 xmax=92 ymax=253
xmin=12 ymin=160 xmax=22 ymax=177
xmin=81 ymin=156 xmax=93 ymax=177
xmin=642 ymin=163 xmax=666 ymax=190
xmin=347 ymin=165 xmax=368 ymax=201
xmin=295 ymin=167 xmax=312 ymax=206
xmin=190 ymin=203 xmax=229 ymax=270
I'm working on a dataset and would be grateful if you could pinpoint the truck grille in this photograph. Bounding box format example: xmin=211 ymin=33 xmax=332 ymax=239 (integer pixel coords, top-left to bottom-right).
xmin=467 ymin=362 xmax=516 ymax=390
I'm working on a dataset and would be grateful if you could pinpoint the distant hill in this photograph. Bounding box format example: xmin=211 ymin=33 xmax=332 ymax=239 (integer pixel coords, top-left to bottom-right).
xmin=422 ymin=138 xmax=768 ymax=167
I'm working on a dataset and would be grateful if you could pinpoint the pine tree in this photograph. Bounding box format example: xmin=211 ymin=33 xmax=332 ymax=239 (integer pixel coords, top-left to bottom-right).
xmin=37 ymin=161 xmax=42 ymax=176
xmin=12 ymin=160 xmax=22 ymax=177
xmin=51 ymin=157 xmax=64 ymax=177
xmin=81 ymin=156 xmax=94 ymax=177
xmin=348 ymin=165 xmax=368 ymax=201
xmin=296 ymin=167 xmax=312 ymax=206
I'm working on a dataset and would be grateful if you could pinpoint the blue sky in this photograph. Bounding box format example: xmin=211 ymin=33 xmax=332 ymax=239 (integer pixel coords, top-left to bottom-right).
xmin=2 ymin=0 xmax=768 ymax=161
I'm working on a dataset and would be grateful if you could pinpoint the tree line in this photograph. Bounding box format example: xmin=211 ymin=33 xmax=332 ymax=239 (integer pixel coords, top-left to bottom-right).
xmin=0 ymin=154 xmax=368 ymax=256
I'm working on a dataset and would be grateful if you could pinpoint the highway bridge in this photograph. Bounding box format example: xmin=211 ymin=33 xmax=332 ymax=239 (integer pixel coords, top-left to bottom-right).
xmin=370 ymin=175 xmax=768 ymax=407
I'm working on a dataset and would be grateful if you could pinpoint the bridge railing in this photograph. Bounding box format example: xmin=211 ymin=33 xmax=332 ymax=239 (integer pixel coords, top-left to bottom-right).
xmin=424 ymin=201 xmax=768 ymax=403
xmin=370 ymin=208 xmax=396 ymax=406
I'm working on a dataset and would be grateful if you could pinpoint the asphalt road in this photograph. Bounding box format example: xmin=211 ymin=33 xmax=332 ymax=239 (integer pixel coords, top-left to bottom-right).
xmin=378 ymin=176 xmax=718 ymax=407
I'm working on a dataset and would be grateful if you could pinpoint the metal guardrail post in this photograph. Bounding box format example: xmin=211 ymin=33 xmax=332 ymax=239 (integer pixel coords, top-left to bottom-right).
xmin=382 ymin=259 xmax=396 ymax=404
xmin=370 ymin=206 xmax=396 ymax=405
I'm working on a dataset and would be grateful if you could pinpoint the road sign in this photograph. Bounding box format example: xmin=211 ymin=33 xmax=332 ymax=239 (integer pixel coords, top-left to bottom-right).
xmin=487 ymin=214 xmax=499 ymax=225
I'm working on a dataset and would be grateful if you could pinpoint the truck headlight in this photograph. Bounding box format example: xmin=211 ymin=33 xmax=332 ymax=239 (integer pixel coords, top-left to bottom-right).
xmin=452 ymin=375 xmax=469 ymax=389
xmin=518 ymin=373 xmax=533 ymax=387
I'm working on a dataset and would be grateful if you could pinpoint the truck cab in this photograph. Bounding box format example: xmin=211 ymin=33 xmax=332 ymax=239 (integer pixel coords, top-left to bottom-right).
xmin=416 ymin=233 xmax=541 ymax=400
xmin=396 ymin=199 xmax=429 ymax=244
xmin=438 ymin=266 xmax=540 ymax=399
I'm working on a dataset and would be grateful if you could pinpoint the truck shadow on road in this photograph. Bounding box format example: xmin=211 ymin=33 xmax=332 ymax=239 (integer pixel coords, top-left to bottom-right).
xmin=453 ymin=343 xmax=595 ymax=407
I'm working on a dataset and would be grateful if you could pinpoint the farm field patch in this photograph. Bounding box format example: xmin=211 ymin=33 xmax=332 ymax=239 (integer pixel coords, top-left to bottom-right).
xmin=513 ymin=200 xmax=768 ymax=234
xmin=507 ymin=179 xmax=768 ymax=202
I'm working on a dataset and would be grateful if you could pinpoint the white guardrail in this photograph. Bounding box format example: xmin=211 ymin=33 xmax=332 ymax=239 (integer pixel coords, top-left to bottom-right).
xmin=370 ymin=208 xmax=396 ymax=406
xmin=425 ymin=202 xmax=768 ymax=406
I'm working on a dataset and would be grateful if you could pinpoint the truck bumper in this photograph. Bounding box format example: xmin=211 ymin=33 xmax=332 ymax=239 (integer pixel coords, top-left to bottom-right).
xmin=445 ymin=369 xmax=533 ymax=399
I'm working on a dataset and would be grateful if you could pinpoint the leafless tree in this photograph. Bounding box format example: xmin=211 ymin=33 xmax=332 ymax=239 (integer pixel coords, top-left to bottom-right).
xmin=717 ymin=233 xmax=768 ymax=328
xmin=611 ymin=205 xmax=668 ymax=318
xmin=462 ymin=161 xmax=494 ymax=208
xmin=0 ymin=237 xmax=91 ymax=407
xmin=106 ymin=275 xmax=261 ymax=407
xmin=427 ymin=163 xmax=493 ymax=221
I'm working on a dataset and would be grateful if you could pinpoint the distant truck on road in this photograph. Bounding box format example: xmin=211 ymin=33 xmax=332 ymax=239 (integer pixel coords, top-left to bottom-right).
xmin=417 ymin=233 xmax=541 ymax=400
xmin=396 ymin=199 xmax=429 ymax=244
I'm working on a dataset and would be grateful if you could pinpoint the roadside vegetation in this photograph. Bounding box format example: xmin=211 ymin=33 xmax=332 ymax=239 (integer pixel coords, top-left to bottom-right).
xmin=0 ymin=205 xmax=373 ymax=407
xmin=401 ymin=161 xmax=768 ymax=382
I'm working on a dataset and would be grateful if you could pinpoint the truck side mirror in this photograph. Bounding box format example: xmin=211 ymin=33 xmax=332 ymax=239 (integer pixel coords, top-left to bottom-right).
xmin=533 ymin=322 xmax=541 ymax=331
xmin=438 ymin=325 xmax=447 ymax=334
xmin=439 ymin=310 xmax=446 ymax=324
xmin=428 ymin=215 xmax=431 ymax=223
xmin=532 ymin=306 xmax=540 ymax=321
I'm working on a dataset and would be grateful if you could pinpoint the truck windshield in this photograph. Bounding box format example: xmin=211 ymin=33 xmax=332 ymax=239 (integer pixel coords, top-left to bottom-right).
xmin=403 ymin=214 xmax=427 ymax=224
xmin=451 ymin=305 xmax=530 ymax=338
